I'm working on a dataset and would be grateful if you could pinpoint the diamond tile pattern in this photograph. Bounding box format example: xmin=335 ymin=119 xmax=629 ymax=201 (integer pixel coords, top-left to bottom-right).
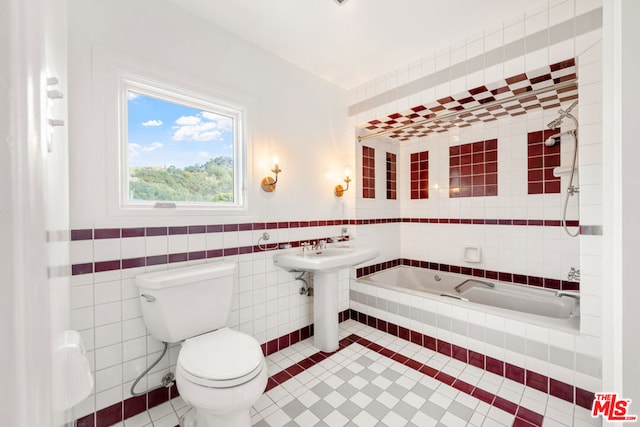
xmin=358 ymin=59 xmax=577 ymax=142
xmin=247 ymin=321 xmax=594 ymax=427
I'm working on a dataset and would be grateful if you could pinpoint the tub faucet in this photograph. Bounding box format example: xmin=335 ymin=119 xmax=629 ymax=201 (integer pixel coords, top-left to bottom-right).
xmin=568 ymin=267 xmax=580 ymax=282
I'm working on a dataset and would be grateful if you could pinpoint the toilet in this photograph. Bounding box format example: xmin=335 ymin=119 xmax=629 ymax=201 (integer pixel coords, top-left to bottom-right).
xmin=136 ymin=262 xmax=267 ymax=427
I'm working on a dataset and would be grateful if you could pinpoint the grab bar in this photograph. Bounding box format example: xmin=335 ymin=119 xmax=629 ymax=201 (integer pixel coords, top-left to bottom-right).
xmin=440 ymin=294 xmax=469 ymax=302
xmin=454 ymin=279 xmax=495 ymax=293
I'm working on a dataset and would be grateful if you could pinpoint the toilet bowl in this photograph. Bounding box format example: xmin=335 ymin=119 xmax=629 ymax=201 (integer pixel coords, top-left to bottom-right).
xmin=135 ymin=262 xmax=267 ymax=427
xmin=176 ymin=328 xmax=268 ymax=427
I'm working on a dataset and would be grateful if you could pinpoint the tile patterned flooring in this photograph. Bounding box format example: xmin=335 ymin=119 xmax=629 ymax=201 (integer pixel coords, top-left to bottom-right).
xmin=118 ymin=320 xmax=600 ymax=427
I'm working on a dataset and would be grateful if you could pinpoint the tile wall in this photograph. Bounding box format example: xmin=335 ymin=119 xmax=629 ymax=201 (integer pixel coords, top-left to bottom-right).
xmin=347 ymin=0 xmax=604 ymax=401
xmin=69 ymin=223 xmax=353 ymax=420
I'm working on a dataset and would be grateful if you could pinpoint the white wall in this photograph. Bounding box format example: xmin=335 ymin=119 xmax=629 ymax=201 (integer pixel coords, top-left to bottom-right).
xmin=67 ymin=0 xmax=356 ymax=420
xmin=602 ymin=0 xmax=640 ymax=406
xmin=1 ymin=0 xmax=71 ymax=425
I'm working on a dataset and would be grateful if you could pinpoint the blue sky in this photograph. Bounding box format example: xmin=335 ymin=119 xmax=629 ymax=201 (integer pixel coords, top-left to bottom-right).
xmin=127 ymin=91 xmax=234 ymax=168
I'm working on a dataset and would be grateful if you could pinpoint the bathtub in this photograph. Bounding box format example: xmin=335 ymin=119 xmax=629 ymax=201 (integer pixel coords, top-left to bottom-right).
xmin=356 ymin=266 xmax=579 ymax=327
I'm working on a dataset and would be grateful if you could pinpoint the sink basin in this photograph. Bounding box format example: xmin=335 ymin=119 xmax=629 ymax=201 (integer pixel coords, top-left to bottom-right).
xmin=273 ymin=244 xmax=379 ymax=352
xmin=273 ymin=245 xmax=379 ymax=272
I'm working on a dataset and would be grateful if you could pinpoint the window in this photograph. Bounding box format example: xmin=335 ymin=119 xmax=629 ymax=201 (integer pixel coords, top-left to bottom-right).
xmin=121 ymin=78 xmax=245 ymax=209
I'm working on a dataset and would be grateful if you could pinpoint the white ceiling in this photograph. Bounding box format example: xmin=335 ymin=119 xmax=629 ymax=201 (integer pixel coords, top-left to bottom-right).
xmin=167 ymin=0 xmax=542 ymax=90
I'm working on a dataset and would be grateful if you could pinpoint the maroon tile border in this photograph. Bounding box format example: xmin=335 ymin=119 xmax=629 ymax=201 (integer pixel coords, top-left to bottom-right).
xmin=356 ymin=258 xmax=579 ymax=291
xmin=348 ymin=309 xmax=596 ymax=412
xmin=70 ymin=218 xmax=582 ymax=278
xmin=386 ymin=152 xmax=397 ymax=200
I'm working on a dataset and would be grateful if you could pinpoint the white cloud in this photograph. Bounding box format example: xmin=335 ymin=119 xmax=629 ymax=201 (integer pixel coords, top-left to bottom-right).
xmin=173 ymin=115 xmax=223 ymax=142
xmin=142 ymin=142 xmax=163 ymax=152
xmin=201 ymin=111 xmax=233 ymax=131
xmin=197 ymin=151 xmax=211 ymax=158
xmin=175 ymin=115 xmax=202 ymax=126
xmin=128 ymin=143 xmax=141 ymax=157
xmin=127 ymin=92 xmax=140 ymax=101
xmin=142 ymin=119 xmax=163 ymax=127
xmin=129 ymin=142 xmax=163 ymax=157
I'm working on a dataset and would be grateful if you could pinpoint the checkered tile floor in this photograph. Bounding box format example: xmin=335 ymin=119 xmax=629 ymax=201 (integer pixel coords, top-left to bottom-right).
xmin=125 ymin=320 xmax=600 ymax=427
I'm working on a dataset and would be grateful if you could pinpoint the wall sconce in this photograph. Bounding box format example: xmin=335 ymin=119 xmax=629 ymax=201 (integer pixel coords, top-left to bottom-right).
xmin=334 ymin=167 xmax=352 ymax=197
xmin=261 ymin=155 xmax=282 ymax=192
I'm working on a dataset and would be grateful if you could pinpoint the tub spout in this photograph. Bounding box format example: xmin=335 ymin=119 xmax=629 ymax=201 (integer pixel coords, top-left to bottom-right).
xmin=455 ymin=279 xmax=495 ymax=293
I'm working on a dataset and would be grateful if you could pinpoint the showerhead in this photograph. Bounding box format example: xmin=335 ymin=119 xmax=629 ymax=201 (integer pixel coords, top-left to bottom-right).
xmin=545 ymin=130 xmax=575 ymax=146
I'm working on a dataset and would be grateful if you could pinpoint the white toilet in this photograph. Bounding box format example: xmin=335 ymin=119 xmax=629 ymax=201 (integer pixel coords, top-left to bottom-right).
xmin=136 ymin=262 xmax=267 ymax=427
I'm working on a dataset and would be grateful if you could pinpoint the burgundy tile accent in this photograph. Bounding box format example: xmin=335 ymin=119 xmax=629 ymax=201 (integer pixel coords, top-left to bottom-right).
xmin=122 ymin=227 xmax=145 ymax=238
xmin=386 ymin=152 xmax=397 ymax=200
xmin=434 ymin=371 xmax=456 ymax=386
xmin=362 ymin=146 xmax=376 ymax=199
xmin=549 ymin=378 xmax=574 ymax=402
xmin=71 ymin=229 xmax=93 ymax=241
xmin=188 ymin=251 xmax=206 ymax=261
xmin=95 ymin=402 xmax=122 ymax=427
xmin=206 ymin=249 xmax=223 ymax=259
xmin=94 ymin=260 xmax=121 ymax=273
xmin=494 ymin=396 xmax=518 ymax=415
xmin=168 ymin=226 xmax=187 ymax=235
xmin=76 ymin=414 xmax=95 ymax=427
xmin=517 ymin=406 xmax=544 ymax=426
xmin=72 ymin=263 xmax=93 ymax=275
xmin=122 ymin=257 xmax=146 ymax=269
xmin=146 ymin=255 xmax=167 ymax=266
xmin=147 ymin=387 xmax=170 ymax=408
xmin=188 ymin=225 xmax=206 ymax=234
xmin=449 ymin=140 xmax=497 ymax=198
xmin=469 ymin=351 xmax=485 ymax=369
xmin=437 ymin=340 xmax=452 ymax=357
xmin=486 ymin=356 xmax=504 ymax=376
xmin=410 ymin=151 xmax=429 ymax=199
xmin=223 ymin=223 xmax=238 ymax=232
xmin=575 ymin=387 xmax=596 ymax=410
xmin=168 ymin=253 xmax=188 ymax=263
xmin=206 ymin=224 xmax=223 ymax=233
xmin=123 ymin=394 xmax=146 ymax=419
xmin=452 ymin=345 xmax=468 ymax=363
xmin=506 ymin=363 xmax=526 ymax=384
xmin=471 ymin=388 xmax=496 ymax=405
xmin=94 ymin=228 xmax=121 ymax=239
xmin=528 ymin=129 xmax=561 ymax=195
xmin=526 ymin=370 xmax=549 ymax=393
xmin=146 ymin=227 xmax=167 ymax=236
xmin=452 ymin=379 xmax=475 ymax=394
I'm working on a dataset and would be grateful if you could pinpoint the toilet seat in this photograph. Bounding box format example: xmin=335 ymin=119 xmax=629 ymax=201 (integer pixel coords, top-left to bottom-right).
xmin=178 ymin=327 xmax=264 ymax=388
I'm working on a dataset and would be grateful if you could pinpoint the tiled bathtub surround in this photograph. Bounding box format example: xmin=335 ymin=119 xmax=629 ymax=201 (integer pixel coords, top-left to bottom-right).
xmin=349 ymin=277 xmax=602 ymax=406
xmin=385 ymin=152 xmax=397 ymax=200
xmin=356 ymin=259 xmax=579 ymax=292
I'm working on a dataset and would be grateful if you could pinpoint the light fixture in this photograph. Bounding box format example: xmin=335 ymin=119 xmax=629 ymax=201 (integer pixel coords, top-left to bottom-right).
xmin=334 ymin=167 xmax=352 ymax=197
xmin=261 ymin=154 xmax=282 ymax=192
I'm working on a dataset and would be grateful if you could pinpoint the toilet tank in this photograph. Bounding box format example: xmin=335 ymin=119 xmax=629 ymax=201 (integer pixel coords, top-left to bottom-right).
xmin=135 ymin=262 xmax=236 ymax=343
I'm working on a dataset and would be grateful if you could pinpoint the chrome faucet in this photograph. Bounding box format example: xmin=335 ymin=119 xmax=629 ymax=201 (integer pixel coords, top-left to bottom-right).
xmin=313 ymin=240 xmax=327 ymax=250
xmin=568 ymin=267 xmax=580 ymax=282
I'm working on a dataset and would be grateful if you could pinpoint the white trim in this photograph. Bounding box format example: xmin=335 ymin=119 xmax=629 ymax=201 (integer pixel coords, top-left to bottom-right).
xmin=93 ymin=46 xmax=252 ymax=221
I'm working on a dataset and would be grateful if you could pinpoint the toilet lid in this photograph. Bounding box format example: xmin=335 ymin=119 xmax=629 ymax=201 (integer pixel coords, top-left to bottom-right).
xmin=179 ymin=328 xmax=264 ymax=387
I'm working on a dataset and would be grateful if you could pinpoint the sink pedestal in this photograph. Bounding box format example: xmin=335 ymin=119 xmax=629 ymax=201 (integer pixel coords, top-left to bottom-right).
xmin=312 ymin=271 xmax=339 ymax=352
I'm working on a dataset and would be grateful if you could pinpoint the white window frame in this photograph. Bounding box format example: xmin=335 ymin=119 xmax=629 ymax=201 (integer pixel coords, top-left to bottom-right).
xmin=93 ymin=46 xmax=251 ymax=222
xmin=119 ymin=75 xmax=246 ymax=210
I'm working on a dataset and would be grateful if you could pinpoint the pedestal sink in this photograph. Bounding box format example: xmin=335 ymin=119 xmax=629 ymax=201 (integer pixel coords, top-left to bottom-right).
xmin=273 ymin=245 xmax=379 ymax=352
